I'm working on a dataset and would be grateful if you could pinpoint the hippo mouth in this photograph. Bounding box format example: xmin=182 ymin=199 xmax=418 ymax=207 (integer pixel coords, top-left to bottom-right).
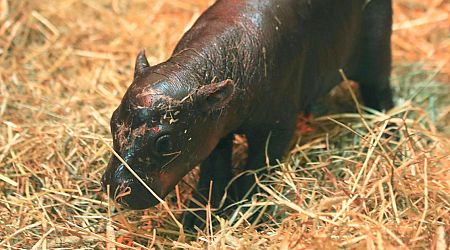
xmin=101 ymin=164 xmax=166 ymax=210
xmin=108 ymin=178 xmax=162 ymax=209
xmin=101 ymin=156 xmax=187 ymax=210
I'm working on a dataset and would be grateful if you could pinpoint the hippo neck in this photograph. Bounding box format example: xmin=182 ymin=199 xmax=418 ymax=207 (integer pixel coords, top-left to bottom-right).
xmin=160 ymin=28 xmax=265 ymax=135
xmin=168 ymin=33 xmax=264 ymax=89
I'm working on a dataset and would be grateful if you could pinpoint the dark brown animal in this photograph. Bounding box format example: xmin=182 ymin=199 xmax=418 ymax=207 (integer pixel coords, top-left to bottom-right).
xmin=101 ymin=0 xmax=394 ymax=228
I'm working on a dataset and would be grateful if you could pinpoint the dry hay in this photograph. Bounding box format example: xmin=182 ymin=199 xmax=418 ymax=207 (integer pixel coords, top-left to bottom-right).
xmin=0 ymin=0 xmax=449 ymax=249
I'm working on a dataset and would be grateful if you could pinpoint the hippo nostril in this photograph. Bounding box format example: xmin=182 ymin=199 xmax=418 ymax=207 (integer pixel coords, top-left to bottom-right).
xmin=113 ymin=182 xmax=133 ymax=204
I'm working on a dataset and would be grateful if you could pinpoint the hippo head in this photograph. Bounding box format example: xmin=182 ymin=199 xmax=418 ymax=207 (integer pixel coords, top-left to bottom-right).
xmin=101 ymin=50 xmax=235 ymax=209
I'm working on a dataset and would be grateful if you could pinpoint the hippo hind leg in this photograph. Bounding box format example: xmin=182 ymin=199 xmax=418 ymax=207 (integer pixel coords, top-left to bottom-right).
xmin=352 ymin=0 xmax=394 ymax=112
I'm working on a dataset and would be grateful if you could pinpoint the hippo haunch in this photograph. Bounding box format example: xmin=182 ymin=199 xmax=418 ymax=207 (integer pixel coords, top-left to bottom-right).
xmin=101 ymin=0 xmax=394 ymax=228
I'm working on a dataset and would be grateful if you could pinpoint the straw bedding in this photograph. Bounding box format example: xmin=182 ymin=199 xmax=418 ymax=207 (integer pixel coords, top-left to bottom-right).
xmin=0 ymin=0 xmax=448 ymax=248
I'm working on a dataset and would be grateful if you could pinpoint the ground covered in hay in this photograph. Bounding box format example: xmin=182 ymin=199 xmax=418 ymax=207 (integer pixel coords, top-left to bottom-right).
xmin=0 ymin=0 xmax=449 ymax=249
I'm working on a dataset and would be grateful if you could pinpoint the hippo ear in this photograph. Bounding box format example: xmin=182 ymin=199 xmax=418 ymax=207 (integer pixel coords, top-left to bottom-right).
xmin=195 ymin=79 xmax=235 ymax=112
xmin=134 ymin=49 xmax=150 ymax=78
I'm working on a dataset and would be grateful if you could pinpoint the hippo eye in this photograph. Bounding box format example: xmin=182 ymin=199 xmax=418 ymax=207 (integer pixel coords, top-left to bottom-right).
xmin=154 ymin=134 xmax=174 ymax=155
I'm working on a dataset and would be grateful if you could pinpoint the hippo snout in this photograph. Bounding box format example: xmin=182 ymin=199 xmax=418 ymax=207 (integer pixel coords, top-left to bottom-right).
xmin=101 ymin=163 xmax=162 ymax=209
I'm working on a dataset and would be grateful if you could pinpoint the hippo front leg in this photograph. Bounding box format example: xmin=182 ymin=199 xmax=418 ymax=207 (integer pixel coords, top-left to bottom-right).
xmin=237 ymin=119 xmax=297 ymax=201
xmin=183 ymin=134 xmax=233 ymax=229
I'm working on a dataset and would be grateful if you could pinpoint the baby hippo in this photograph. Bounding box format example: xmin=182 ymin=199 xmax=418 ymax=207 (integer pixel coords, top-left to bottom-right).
xmin=101 ymin=0 xmax=394 ymax=227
